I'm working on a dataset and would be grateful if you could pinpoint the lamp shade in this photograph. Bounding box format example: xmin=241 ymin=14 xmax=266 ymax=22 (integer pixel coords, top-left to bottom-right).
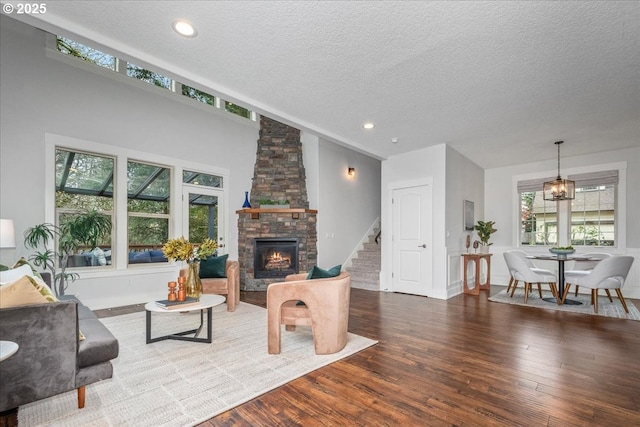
xmin=0 ymin=219 xmax=16 ymax=248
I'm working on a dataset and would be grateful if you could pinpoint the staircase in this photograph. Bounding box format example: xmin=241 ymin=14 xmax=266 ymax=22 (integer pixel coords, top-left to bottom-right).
xmin=347 ymin=229 xmax=381 ymax=291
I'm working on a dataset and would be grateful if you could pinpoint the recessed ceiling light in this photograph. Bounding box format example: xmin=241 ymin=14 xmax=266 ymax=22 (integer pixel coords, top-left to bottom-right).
xmin=391 ymin=137 xmax=399 ymax=144
xmin=172 ymin=19 xmax=198 ymax=38
xmin=363 ymin=122 xmax=375 ymax=129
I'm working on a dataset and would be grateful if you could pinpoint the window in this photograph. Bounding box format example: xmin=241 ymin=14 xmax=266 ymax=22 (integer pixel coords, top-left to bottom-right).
xmin=182 ymin=85 xmax=215 ymax=106
xmin=518 ymin=178 xmax=558 ymax=246
xmin=55 ymin=149 xmax=115 ymax=268
xmin=183 ymin=170 xmax=223 ymax=188
xmin=182 ymin=171 xmax=224 ymax=247
xmin=50 ymin=136 xmax=230 ymax=272
xmin=127 ymin=63 xmax=172 ymax=90
xmin=518 ymin=169 xmax=619 ymax=247
xmin=520 ymin=191 xmax=558 ymax=246
xmin=127 ymin=161 xmax=171 ymax=264
xmin=55 ymin=35 xmax=255 ymax=121
xmin=569 ymin=170 xmax=618 ymax=247
xmin=57 ymin=37 xmax=116 ymax=70
xmin=225 ymin=101 xmax=251 ymax=119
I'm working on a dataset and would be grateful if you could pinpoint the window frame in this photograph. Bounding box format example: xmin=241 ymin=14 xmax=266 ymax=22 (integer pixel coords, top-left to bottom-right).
xmin=513 ymin=162 xmax=627 ymax=250
xmin=45 ymin=133 xmax=230 ymax=279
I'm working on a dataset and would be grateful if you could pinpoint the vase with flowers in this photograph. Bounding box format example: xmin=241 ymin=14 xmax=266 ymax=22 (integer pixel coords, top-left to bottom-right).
xmin=162 ymin=237 xmax=217 ymax=299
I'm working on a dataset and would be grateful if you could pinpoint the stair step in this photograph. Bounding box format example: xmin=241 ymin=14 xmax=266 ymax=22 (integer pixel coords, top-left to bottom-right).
xmin=348 ymin=227 xmax=381 ymax=290
xmin=346 ymin=269 xmax=380 ymax=282
xmin=351 ymin=259 xmax=380 ymax=270
xmin=362 ymin=242 xmax=381 ymax=252
xmin=354 ymin=251 xmax=381 ymax=264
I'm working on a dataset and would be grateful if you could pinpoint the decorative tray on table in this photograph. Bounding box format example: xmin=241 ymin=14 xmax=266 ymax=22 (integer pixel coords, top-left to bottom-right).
xmin=549 ymin=246 xmax=575 ymax=258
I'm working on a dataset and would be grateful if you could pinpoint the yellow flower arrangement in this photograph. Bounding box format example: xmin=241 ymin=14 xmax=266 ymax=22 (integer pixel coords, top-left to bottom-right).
xmin=162 ymin=237 xmax=217 ymax=263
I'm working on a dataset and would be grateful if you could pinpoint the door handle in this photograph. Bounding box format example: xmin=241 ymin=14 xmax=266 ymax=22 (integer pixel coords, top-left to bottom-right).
xmin=418 ymin=244 xmax=426 ymax=248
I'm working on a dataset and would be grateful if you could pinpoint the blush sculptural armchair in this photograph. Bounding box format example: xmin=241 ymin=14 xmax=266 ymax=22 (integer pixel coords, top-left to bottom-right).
xmin=267 ymin=271 xmax=351 ymax=355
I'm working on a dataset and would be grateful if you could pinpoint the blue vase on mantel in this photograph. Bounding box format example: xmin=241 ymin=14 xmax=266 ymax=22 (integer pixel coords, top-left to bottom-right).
xmin=242 ymin=191 xmax=251 ymax=208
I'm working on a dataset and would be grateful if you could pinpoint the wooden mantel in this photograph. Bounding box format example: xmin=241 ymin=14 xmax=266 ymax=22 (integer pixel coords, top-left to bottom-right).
xmin=236 ymin=208 xmax=318 ymax=220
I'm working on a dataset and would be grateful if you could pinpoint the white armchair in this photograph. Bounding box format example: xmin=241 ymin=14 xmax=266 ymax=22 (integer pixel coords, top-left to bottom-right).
xmin=563 ymin=255 xmax=634 ymax=313
xmin=504 ymin=251 xmax=558 ymax=304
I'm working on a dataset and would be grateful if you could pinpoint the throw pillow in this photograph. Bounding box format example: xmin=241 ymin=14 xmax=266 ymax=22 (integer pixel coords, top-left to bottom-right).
xmin=306 ymin=264 xmax=342 ymax=280
xmin=199 ymin=254 xmax=228 ymax=278
xmin=0 ymin=263 xmax=34 ymax=285
xmin=0 ymin=275 xmax=58 ymax=308
xmin=12 ymin=257 xmax=44 ymax=280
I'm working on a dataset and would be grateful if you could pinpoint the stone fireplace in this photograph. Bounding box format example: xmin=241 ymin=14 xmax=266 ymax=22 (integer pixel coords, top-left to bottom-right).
xmin=237 ymin=117 xmax=318 ymax=291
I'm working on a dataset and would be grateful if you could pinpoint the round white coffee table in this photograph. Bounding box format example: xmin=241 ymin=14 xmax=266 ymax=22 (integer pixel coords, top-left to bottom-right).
xmin=0 ymin=340 xmax=19 ymax=362
xmin=144 ymin=294 xmax=225 ymax=344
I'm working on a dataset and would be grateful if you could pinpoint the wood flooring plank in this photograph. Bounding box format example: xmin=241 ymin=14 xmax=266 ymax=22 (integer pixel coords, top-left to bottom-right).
xmin=67 ymin=286 xmax=640 ymax=426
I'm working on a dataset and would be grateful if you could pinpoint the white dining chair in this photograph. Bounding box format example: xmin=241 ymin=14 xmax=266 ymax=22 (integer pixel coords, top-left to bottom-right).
xmin=504 ymin=250 xmax=554 ymax=294
xmin=564 ymin=252 xmax=612 ymax=298
xmin=563 ymin=255 xmax=634 ymax=313
xmin=503 ymin=251 xmax=558 ymax=304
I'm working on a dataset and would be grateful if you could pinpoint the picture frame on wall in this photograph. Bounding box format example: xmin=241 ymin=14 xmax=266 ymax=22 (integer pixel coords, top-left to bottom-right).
xmin=464 ymin=200 xmax=474 ymax=231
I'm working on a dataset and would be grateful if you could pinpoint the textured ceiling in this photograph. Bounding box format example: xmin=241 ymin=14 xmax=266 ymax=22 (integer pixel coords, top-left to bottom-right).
xmin=7 ymin=1 xmax=640 ymax=168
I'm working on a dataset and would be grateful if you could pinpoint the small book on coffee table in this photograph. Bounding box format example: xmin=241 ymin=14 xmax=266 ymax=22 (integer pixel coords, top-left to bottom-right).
xmin=155 ymin=297 xmax=200 ymax=310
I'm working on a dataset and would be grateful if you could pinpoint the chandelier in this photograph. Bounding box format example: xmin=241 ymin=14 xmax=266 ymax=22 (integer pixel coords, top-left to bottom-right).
xmin=543 ymin=141 xmax=575 ymax=201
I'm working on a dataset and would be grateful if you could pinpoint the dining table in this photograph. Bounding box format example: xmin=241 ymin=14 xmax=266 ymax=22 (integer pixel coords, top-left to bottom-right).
xmin=528 ymin=255 xmax=602 ymax=305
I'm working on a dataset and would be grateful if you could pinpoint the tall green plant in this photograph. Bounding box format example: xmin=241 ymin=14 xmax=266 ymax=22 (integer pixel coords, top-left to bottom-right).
xmin=24 ymin=210 xmax=111 ymax=296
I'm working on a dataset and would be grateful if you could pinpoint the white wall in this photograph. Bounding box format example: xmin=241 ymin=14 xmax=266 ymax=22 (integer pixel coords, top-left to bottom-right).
xmin=381 ymin=144 xmax=448 ymax=299
xmin=0 ymin=16 xmax=257 ymax=308
xmin=485 ymin=146 xmax=640 ymax=298
xmin=317 ymin=139 xmax=381 ymax=268
xmin=445 ymin=146 xmax=485 ymax=297
xmin=0 ymin=16 xmax=380 ymax=308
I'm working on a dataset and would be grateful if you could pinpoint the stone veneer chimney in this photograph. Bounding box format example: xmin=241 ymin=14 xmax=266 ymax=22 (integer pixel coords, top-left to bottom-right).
xmin=237 ymin=117 xmax=318 ymax=291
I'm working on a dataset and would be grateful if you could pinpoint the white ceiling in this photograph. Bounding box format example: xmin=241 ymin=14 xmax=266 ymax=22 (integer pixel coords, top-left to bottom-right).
xmin=8 ymin=1 xmax=640 ymax=168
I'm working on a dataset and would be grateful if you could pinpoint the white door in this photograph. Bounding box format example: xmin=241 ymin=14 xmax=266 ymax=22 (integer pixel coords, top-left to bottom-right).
xmin=392 ymin=185 xmax=432 ymax=296
xmin=182 ymin=185 xmax=227 ymax=254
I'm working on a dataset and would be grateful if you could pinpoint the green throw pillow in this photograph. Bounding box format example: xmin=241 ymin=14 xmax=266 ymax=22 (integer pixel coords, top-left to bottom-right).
xmin=199 ymin=254 xmax=228 ymax=278
xmin=306 ymin=264 xmax=342 ymax=280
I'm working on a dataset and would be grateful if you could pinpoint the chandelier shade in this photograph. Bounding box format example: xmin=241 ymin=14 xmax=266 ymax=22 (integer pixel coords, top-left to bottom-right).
xmin=543 ymin=141 xmax=575 ymax=201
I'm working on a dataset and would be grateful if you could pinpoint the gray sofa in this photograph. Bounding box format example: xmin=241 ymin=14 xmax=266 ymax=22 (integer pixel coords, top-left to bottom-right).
xmin=0 ymin=273 xmax=119 ymax=411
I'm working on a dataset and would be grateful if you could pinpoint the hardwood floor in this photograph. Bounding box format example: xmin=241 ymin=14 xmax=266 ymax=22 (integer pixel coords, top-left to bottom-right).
xmin=16 ymin=287 xmax=640 ymax=426
xmin=200 ymin=287 xmax=640 ymax=427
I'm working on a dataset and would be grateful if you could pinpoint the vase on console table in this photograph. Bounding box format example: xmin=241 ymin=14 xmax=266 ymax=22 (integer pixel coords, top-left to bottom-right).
xmin=185 ymin=261 xmax=203 ymax=299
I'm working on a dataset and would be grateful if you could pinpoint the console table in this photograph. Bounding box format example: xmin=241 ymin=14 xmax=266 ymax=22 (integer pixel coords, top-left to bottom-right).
xmin=461 ymin=253 xmax=492 ymax=295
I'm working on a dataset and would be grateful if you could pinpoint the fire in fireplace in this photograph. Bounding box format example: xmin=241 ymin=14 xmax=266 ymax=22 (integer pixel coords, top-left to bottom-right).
xmin=254 ymin=238 xmax=299 ymax=279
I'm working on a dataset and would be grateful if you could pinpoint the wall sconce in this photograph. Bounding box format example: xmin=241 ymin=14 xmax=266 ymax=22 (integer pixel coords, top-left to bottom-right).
xmin=0 ymin=219 xmax=16 ymax=248
xmin=347 ymin=167 xmax=356 ymax=178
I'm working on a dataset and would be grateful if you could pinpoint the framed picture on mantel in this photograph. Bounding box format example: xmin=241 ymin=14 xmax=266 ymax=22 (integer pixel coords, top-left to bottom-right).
xmin=464 ymin=200 xmax=474 ymax=231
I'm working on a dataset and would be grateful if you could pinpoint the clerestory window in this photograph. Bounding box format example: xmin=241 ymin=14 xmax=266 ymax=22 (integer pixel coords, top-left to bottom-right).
xmin=55 ymin=36 xmax=255 ymax=120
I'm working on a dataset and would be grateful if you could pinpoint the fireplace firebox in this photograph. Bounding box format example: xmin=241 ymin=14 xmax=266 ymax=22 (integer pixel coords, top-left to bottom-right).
xmin=253 ymin=238 xmax=299 ymax=279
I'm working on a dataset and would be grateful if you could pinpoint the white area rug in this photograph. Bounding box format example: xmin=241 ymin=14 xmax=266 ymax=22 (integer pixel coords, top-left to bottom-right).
xmin=489 ymin=288 xmax=640 ymax=321
xmin=19 ymin=302 xmax=377 ymax=426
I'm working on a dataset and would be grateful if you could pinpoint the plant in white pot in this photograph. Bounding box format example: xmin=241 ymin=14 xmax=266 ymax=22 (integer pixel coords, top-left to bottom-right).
xmin=474 ymin=220 xmax=497 ymax=253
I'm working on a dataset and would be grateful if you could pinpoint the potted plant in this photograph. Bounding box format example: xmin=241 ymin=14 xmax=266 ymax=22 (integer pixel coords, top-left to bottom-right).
xmin=162 ymin=236 xmax=217 ymax=298
xmin=258 ymin=199 xmax=290 ymax=209
xmin=474 ymin=220 xmax=497 ymax=252
xmin=24 ymin=210 xmax=112 ymax=296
